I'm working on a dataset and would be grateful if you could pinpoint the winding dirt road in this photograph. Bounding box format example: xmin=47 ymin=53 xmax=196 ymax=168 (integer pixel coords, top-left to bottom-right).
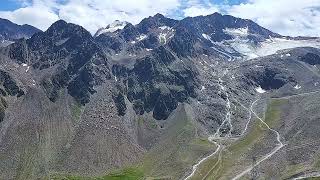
xmin=184 ymin=138 xmax=221 ymax=180
xmin=231 ymin=97 xmax=285 ymax=180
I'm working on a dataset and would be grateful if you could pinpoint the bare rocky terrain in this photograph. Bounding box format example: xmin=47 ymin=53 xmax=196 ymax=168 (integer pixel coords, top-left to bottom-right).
xmin=0 ymin=13 xmax=319 ymax=180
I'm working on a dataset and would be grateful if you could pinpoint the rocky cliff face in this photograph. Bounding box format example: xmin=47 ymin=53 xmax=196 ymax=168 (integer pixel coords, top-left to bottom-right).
xmin=7 ymin=20 xmax=112 ymax=105
xmin=93 ymin=12 xmax=284 ymax=120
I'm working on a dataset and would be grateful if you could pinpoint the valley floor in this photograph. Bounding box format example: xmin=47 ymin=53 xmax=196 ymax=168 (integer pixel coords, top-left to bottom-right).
xmin=48 ymin=90 xmax=320 ymax=180
xmin=186 ymin=91 xmax=320 ymax=180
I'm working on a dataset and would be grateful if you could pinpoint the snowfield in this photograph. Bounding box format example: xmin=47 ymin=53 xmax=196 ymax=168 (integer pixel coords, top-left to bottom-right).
xmin=226 ymin=37 xmax=320 ymax=60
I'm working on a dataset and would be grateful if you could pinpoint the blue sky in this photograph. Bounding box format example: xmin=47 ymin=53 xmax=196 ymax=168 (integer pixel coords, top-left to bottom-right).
xmin=0 ymin=0 xmax=319 ymax=37
xmin=1 ymin=0 xmax=21 ymax=11
xmin=0 ymin=0 xmax=245 ymax=10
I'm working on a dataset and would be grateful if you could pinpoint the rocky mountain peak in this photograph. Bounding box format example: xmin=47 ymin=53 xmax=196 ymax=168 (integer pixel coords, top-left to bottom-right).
xmin=0 ymin=18 xmax=41 ymax=45
xmin=47 ymin=19 xmax=68 ymax=30
xmin=45 ymin=19 xmax=92 ymax=40
xmin=136 ymin=13 xmax=178 ymax=34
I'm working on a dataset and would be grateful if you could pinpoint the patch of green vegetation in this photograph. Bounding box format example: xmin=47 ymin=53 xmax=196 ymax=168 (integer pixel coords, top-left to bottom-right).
xmin=49 ymin=175 xmax=86 ymax=180
xmin=71 ymin=102 xmax=82 ymax=121
xmin=137 ymin=117 xmax=143 ymax=126
xmin=312 ymin=153 xmax=320 ymax=171
xmin=15 ymin=144 xmax=39 ymax=180
xmin=228 ymin=99 xmax=287 ymax=152
xmin=191 ymin=99 xmax=287 ymax=180
xmin=264 ymin=99 xmax=287 ymax=127
xmin=281 ymin=164 xmax=308 ymax=179
xmin=314 ymin=159 xmax=320 ymax=169
xmin=191 ymin=138 xmax=213 ymax=147
xmin=138 ymin=117 xmax=158 ymax=129
xmin=140 ymin=105 xmax=215 ymax=179
xmin=100 ymin=168 xmax=144 ymax=180
xmin=148 ymin=120 xmax=158 ymax=129
xmin=50 ymin=168 xmax=144 ymax=180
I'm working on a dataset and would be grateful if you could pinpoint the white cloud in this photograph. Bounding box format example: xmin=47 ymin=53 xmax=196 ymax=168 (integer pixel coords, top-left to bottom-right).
xmin=183 ymin=6 xmax=219 ymax=17
xmin=227 ymin=0 xmax=320 ymax=37
xmin=58 ymin=0 xmax=181 ymax=33
xmin=0 ymin=1 xmax=59 ymax=30
xmin=0 ymin=0 xmax=181 ymax=34
xmin=182 ymin=0 xmax=320 ymax=37
xmin=183 ymin=0 xmax=220 ymax=17
xmin=0 ymin=0 xmax=320 ymax=37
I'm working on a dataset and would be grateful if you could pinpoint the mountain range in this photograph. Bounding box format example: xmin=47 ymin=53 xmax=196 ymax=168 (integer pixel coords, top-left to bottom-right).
xmin=0 ymin=18 xmax=41 ymax=47
xmin=0 ymin=13 xmax=320 ymax=180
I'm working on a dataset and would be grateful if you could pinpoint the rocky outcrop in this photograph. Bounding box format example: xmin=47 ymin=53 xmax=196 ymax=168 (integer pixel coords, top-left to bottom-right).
xmin=7 ymin=20 xmax=112 ymax=105
xmin=301 ymin=52 xmax=320 ymax=65
xmin=0 ymin=70 xmax=24 ymax=97
xmin=112 ymin=46 xmax=198 ymax=120
xmin=0 ymin=70 xmax=24 ymax=122
xmin=245 ymin=67 xmax=295 ymax=90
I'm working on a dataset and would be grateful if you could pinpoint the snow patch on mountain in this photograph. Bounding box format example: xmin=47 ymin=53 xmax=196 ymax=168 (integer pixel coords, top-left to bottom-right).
xmin=226 ymin=39 xmax=259 ymax=59
xmin=159 ymin=26 xmax=172 ymax=31
xmin=0 ymin=40 xmax=13 ymax=47
xmin=136 ymin=34 xmax=147 ymax=41
xmin=158 ymin=26 xmax=175 ymax=44
xmin=202 ymin=34 xmax=211 ymax=41
xmin=21 ymin=63 xmax=30 ymax=72
xmin=225 ymin=37 xmax=320 ymax=60
xmin=255 ymin=38 xmax=320 ymax=58
xmin=95 ymin=20 xmax=128 ymax=36
xmin=256 ymin=86 xmax=266 ymax=93
xmin=294 ymin=84 xmax=301 ymax=89
xmin=223 ymin=27 xmax=249 ymax=37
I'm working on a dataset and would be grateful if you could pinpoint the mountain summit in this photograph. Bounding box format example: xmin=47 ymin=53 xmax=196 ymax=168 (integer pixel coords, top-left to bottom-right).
xmin=0 ymin=18 xmax=41 ymax=46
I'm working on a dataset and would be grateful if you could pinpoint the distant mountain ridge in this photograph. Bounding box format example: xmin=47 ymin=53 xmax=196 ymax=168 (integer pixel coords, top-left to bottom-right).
xmin=0 ymin=18 xmax=41 ymax=44
xmin=94 ymin=12 xmax=282 ymax=59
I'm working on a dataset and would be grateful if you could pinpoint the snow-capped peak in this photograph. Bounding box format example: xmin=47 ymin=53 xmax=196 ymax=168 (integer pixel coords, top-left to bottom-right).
xmin=95 ymin=20 xmax=128 ymax=36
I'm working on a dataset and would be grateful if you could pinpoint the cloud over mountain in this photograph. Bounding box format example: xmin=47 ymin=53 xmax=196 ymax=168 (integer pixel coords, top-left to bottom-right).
xmin=0 ymin=0 xmax=319 ymax=37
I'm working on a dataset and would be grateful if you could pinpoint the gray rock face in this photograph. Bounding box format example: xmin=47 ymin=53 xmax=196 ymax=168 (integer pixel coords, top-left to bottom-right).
xmin=0 ymin=70 xmax=23 ymax=122
xmin=110 ymin=46 xmax=198 ymax=120
xmin=6 ymin=20 xmax=112 ymax=105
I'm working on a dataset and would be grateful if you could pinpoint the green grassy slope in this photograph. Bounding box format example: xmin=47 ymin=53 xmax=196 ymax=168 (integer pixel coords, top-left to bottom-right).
xmin=190 ymin=99 xmax=287 ymax=180
xmin=49 ymin=104 xmax=216 ymax=180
